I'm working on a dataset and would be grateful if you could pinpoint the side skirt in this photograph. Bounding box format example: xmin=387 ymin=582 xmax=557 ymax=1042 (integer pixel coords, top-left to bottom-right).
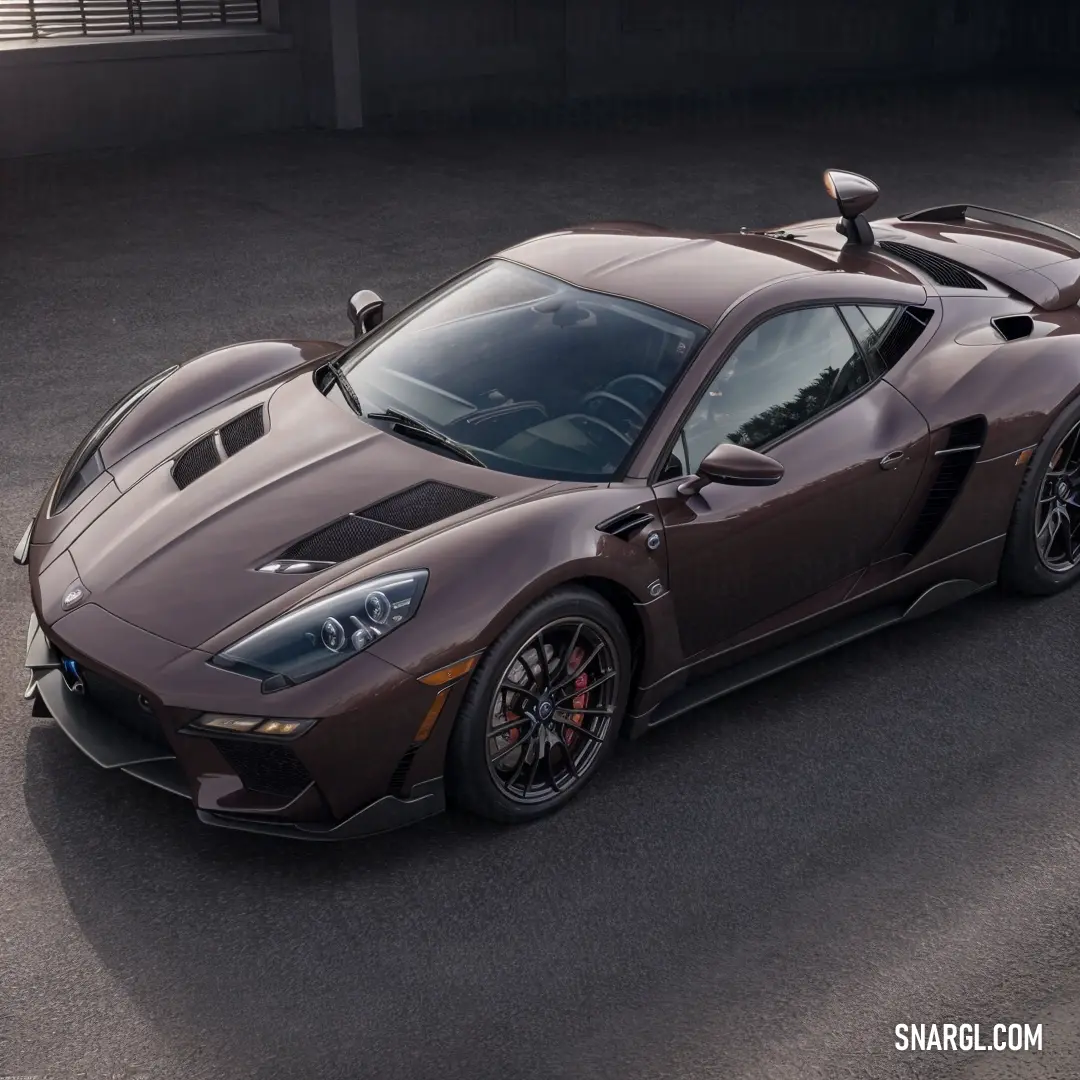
xmin=626 ymin=578 xmax=989 ymax=739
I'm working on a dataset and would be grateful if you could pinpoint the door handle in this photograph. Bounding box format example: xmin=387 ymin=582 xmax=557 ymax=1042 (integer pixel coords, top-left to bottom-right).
xmin=879 ymin=451 xmax=906 ymax=471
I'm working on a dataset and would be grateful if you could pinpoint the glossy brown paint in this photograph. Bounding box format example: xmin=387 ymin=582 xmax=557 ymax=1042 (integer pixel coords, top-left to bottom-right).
xmin=21 ymin=206 xmax=1080 ymax=836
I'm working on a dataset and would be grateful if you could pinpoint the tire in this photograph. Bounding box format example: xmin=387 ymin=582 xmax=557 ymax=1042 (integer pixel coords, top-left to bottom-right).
xmin=1000 ymin=396 xmax=1080 ymax=596
xmin=446 ymin=586 xmax=632 ymax=824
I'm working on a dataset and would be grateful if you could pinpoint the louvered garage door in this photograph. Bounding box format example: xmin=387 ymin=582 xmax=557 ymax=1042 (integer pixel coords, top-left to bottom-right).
xmin=0 ymin=1 xmax=261 ymax=39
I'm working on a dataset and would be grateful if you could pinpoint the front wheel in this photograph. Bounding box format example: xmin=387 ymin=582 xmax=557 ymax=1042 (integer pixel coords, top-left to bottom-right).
xmin=446 ymin=587 xmax=631 ymax=823
xmin=1001 ymin=398 xmax=1080 ymax=595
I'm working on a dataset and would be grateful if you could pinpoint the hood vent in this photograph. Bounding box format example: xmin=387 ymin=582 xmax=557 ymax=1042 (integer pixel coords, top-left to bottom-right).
xmin=277 ymin=481 xmax=493 ymax=566
xmin=879 ymin=241 xmax=987 ymax=291
xmin=172 ymin=434 xmax=221 ymax=490
xmin=221 ymin=406 xmax=266 ymax=456
xmin=596 ymin=508 xmax=654 ymax=540
xmin=172 ymin=405 xmax=268 ymax=490
xmin=904 ymin=416 xmax=987 ymax=555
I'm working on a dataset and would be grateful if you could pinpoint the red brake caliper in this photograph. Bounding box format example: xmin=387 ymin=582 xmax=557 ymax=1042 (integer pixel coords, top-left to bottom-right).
xmin=562 ymin=645 xmax=589 ymax=749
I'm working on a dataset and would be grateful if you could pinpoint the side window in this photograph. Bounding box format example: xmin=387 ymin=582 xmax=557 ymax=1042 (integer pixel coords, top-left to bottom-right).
xmin=840 ymin=304 xmax=931 ymax=372
xmin=670 ymin=306 xmax=870 ymax=475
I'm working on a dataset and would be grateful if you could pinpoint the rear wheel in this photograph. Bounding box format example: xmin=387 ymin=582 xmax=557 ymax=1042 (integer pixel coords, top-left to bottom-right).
xmin=446 ymin=587 xmax=631 ymax=823
xmin=1001 ymin=398 xmax=1080 ymax=595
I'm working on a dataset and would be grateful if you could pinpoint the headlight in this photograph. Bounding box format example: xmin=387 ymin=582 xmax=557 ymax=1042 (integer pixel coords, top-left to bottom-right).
xmin=50 ymin=365 xmax=177 ymax=515
xmin=211 ymin=570 xmax=429 ymax=690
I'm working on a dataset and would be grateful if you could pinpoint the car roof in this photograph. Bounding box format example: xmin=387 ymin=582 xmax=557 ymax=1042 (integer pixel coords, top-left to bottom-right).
xmin=497 ymin=220 xmax=925 ymax=327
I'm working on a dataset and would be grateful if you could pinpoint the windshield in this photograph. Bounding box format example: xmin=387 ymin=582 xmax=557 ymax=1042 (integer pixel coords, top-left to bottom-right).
xmin=335 ymin=260 xmax=708 ymax=481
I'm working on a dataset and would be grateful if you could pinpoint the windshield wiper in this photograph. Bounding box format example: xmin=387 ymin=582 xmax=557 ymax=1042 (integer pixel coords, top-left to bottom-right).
xmin=366 ymin=408 xmax=487 ymax=468
xmin=322 ymin=358 xmax=364 ymax=417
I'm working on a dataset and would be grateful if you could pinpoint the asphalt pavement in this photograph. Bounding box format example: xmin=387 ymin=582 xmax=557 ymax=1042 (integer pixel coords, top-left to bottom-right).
xmin=4 ymin=80 xmax=1080 ymax=1080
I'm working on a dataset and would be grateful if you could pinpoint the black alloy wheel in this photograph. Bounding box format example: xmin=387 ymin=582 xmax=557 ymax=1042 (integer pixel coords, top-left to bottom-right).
xmin=447 ymin=587 xmax=631 ymax=823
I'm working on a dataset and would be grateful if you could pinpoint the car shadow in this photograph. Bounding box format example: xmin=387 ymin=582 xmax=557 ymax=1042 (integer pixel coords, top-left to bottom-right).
xmin=21 ymin=587 xmax=1080 ymax=1079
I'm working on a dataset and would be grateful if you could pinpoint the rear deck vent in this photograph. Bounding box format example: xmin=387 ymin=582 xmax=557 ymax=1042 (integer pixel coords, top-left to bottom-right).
xmin=172 ymin=434 xmax=221 ymax=489
xmin=904 ymin=416 xmax=988 ymax=555
xmin=879 ymin=241 xmax=987 ymax=291
xmin=991 ymin=314 xmax=1034 ymax=342
xmin=362 ymin=481 xmax=492 ymax=531
xmin=220 ymin=406 xmax=266 ymax=456
xmin=596 ymin=508 xmax=654 ymax=540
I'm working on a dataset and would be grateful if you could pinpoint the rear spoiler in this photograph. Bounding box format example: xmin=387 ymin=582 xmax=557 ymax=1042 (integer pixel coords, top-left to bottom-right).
xmin=888 ymin=205 xmax=1080 ymax=310
xmin=899 ymin=204 xmax=1080 ymax=255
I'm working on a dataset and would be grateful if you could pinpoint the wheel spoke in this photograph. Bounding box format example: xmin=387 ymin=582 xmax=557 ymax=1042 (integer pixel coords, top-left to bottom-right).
xmin=557 ymin=732 xmax=580 ymax=779
xmin=504 ymin=734 xmax=536 ymax=791
xmin=554 ymin=718 xmax=604 ymax=743
xmin=489 ymin=716 xmax=531 ymax=739
xmin=556 ymin=706 xmax=613 ymax=718
xmin=522 ymin=744 xmax=543 ymax=795
xmin=551 ymin=621 xmax=583 ymax=683
xmin=499 ymin=681 xmax=539 ymax=701
xmin=556 ymin=669 xmax=616 ymax=703
xmin=553 ymin=642 xmax=603 ymax=693
xmin=491 ymin=735 xmax=528 ymax=764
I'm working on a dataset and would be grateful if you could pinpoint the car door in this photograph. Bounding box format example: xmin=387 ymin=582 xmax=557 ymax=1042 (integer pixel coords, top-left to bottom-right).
xmin=652 ymin=303 xmax=931 ymax=663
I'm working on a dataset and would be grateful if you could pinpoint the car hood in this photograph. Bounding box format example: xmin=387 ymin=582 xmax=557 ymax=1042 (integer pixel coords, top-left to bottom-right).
xmin=59 ymin=371 xmax=551 ymax=648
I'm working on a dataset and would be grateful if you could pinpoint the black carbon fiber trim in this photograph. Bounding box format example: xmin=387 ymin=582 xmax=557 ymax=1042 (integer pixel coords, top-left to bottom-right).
xmin=220 ymin=406 xmax=266 ymax=457
xmin=172 ymin=434 xmax=221 ymax=489
xmin=878 ymin=241 xmax=987 ymax=290
xmin=212 ymin=739 xmax=313 ymax=799
xmin=361 ymin=481 xmax=492 ymax=531
xmin=279 ymin=515 xmax=406 ymax=562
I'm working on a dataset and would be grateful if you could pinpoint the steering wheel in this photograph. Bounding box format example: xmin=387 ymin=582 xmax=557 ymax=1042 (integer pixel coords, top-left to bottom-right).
xmin=605 ymin=373 xmax=666 ymax=407
xmin=564 ymin=412 xmax=634 ymax=447
xmin=580 ymin=390 xmax=647 ymax=432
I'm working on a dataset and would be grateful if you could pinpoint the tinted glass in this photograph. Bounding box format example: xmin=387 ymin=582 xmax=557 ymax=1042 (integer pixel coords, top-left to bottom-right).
xmin=673 ymin=305 xmax=870 ymax=474
xmin=338 ymin=260 xmax=707 ymax=481
xmin=840 ymin=304 xmax=899 ymax=373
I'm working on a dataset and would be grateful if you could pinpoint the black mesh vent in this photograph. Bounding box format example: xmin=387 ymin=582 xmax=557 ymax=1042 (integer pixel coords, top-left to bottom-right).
xmin=388 ymin=743 xmax=421 ymax=795
xmin=873 ymin=307 xmax=934 ymax=370
xmin=879 ymin=241 xmax=987 ymax=290
xmin=212 ymin=740 xmax=313 ymax=799
xmin=905 ymin=417 xmax=987 ymax=555
xmin=220 ymin=406 xmax=266 ymax=457
xmin=173 ymin=434 xmax=221 ymax=489
xmin=362 ymin=481 xmax=493 ymax=531
xmin=79 ymin=665 xmax=170 ymax=753
xmin=280 ymin=515 xmax=406 ymax=562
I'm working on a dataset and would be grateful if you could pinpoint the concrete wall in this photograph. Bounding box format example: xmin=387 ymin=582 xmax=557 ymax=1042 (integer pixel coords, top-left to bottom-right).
xmin=354 ymin=0 xmax=1035 ymax=127
xmin=0 ymin=28 xmax=305 ymax=159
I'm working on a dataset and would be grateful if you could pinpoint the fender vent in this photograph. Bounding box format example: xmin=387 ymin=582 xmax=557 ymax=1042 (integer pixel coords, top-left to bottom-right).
xmin=388 ymin=743 xmax=422 ymax=795
xmin=879 ymin=241 xmax=987 ymax=291
xmin=905 ymin=416 xmax=987 ymax=554
xmin=277 ymin=482 xmax=493 ymax=565
xmin=172 ymin=434 xmax=221 ymax=489
xmin=596 ymin=508 xmax=654 ymax=539
xmin=220 ymin=406 xmax=266 ymax=456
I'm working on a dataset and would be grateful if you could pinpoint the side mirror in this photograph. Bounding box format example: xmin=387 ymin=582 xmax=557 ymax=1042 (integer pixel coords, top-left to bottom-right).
xmin=677 ymin=442 xmax=785 ymax=496
xmin=348 ymin=290 xmax=385 ymax=338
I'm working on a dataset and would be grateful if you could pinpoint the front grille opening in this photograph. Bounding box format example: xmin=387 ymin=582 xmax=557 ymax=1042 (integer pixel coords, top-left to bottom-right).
xmin=172 ymin=434 xmax=221 ymax=489
xmin=879 ymin=240 xmax=988 ymax=291
xmin=991 ymin=314 xmax=1035 ymax=342
xmin=78 ymin=664 xmax=170 ymax=753
xmin=220 ymin=406 xmax=266 ymax=456
xmin=212 ymin=739 xmax=313 ymax=799
xmin=362 ymin=481 xmax=492 ymax=531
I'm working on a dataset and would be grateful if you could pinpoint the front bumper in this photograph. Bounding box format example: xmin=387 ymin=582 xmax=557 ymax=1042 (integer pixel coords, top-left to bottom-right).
xmin=23 ymin=610 xmax=446 ymax=840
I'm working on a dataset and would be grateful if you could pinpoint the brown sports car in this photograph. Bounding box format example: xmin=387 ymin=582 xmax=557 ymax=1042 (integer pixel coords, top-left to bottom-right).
xmin=17 ymin=170 xmax=1080 ymax=838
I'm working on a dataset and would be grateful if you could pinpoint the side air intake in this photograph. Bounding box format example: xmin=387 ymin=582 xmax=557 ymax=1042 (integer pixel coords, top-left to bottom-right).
xmin=878 ymin=241 xmax=987 ymax=291
xmin=904 ymin=416 xmax=987 ymax=555
xmin=874 ymin=307 xmax=933 ymax=370
xmin=277 ymin=481 xmax=493 ymax=566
